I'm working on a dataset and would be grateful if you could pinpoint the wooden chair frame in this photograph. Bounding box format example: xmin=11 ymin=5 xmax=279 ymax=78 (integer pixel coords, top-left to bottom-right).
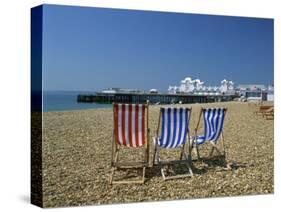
xmin=152 ymin=107 xmax=193 ymax=180
xmin=254 ymin=105 xmax=273 ymax=115
xmin=192 ymin=107 xmax=230 ymax=169
xmin=109 ymin=102 xmax=150 ymax=184
xmin=262 ymin=106 xmax=274 ymax=120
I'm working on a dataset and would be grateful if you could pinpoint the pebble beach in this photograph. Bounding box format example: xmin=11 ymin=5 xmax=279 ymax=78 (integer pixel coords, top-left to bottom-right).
xmin=42 ymin=102 xmax=274 ymax=208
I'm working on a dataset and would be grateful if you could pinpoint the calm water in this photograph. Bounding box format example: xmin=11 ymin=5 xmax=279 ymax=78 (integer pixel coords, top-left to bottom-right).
xmin=43 ymin=91 xmax=111 ymax=112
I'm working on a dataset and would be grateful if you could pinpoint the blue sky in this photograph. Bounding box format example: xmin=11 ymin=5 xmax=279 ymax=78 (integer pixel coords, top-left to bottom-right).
xmin=42 ymin=4 xmax=273 ymax=92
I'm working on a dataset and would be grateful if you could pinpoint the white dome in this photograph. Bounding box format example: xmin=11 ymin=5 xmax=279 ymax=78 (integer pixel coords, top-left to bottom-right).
xmin=185 ymin=77 xmax=192 ymax=81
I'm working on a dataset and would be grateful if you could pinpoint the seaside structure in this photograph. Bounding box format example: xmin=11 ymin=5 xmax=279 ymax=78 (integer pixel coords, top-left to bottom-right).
xmin=220 ymin=80 xmax=235 ymax=94
xmin=168 ymin=77 xmax=235 ymax=96
xmin=267 ymin=85 xmax=274 ymax=101
xmin=101 ymin=88 xmax=144 ymax=94
xmin=149 ymin=89 xmax=158 ymax=94
xmin=77 ymin=78 xmax=273 ymax=104
xmin=77 ymin=92 xmax=236 ymax=104
xmin=236 ymin=84 xmax=274 ymax=102
xmin=167 ymin=77 xmax=274 ymax=102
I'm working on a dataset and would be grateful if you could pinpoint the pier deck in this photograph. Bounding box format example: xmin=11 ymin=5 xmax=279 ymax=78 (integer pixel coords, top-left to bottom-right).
xmin=77 ymin=92 xmax=237 ymax=104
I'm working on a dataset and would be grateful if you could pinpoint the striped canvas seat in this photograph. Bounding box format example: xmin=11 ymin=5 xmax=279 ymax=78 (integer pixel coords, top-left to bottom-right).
xmin=110 ymin=103 xmax=149 ymax=184
xmin=156 ymin=108 xmax=190 ymax=148
xmin=193 ymin=108 xmax=226 ymax=145
xmin=153 ymin=107 xmax=193 ymax=180
xmin=114 ymin=103 xmax=146 ymax=147
xmin=192 ymin=107 xmax=230 ymax=168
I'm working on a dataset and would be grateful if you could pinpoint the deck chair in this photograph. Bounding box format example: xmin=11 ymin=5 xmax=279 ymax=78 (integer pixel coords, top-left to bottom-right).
xmin=254 ymin=105 xmax=272 ymax=115
xmin=109 ymin=103 xmax=150 ymax=184
xmin=192 ymin=108 xmax=229 ymax=165
xmin=152 ymin=107 xmax=193 ymax=180
xmin=262 ymin=106 xmax=274 ymax=120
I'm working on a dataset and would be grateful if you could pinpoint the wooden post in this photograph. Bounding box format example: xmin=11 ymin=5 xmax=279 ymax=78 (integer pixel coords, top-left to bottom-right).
xmin=221 ymin=108 xmax=227 ymax=157
xmin=194 ymin=108 xmax=203 ymax=160
xmin=153 ymin=107 xmax=162 ymax=166
xmin=146 ymin=101 xmax=150 ymax=167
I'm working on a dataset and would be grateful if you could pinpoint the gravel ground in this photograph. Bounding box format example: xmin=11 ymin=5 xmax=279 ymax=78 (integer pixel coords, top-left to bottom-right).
xmin=42 ymin=102 xmax=274 ymax=208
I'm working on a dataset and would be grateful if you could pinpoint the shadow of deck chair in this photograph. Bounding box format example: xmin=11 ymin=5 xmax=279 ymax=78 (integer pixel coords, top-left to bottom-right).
xmin=109 ymin=103 xmax=150 ymax=184
xmin=152 ymin=107 xmax=193 ymax=180
xmin=192 ymin=107 xmax=230 ymax=169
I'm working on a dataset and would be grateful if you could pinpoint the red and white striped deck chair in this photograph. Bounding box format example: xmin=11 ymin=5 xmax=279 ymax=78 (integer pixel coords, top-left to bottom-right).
xmin=109 ymin=103 xmax=150 ymax=184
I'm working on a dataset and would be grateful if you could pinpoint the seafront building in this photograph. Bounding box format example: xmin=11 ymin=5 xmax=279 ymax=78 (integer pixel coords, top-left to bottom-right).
xmin=101 ymin=88 xmax=144 ymax=94
xmin=168 ymin=77 xmax=235 ymax=96
xmin=236 ymin=84 xmax=274 ymax=102
xmin=167 ymin=77 xmax=273 ymax=102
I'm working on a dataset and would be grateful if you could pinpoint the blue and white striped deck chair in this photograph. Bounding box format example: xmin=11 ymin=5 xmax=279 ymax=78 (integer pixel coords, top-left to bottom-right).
xmin=192 ymin=108 xmax=227 ymax=160
xmin=152 ymin=107 xmax=193 ymax=180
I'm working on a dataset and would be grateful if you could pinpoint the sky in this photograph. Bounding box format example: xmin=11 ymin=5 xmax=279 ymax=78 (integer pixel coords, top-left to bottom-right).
xmin=42 ymin=4 xmax=274 ymax=92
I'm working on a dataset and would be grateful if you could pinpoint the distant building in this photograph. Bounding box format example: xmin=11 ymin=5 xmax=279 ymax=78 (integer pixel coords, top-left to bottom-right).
xmin=101 ymin=88 xmax=118 ymax=94
xmin=178 ymin=77 xmax=204 ymax=93
xmin=168 ymin=77 xmax=235 ymax=95
xmin=220 ymin=79 xmax=235 ymax=95
xmin=101 ymin=88 xmax=144 ymax=94
xmin=168 ymin=86 xmax=179 ymax=94
xmin=236 ymin=84 xmax=273 ymax=102
xmin=267 ymin=85 xmax=274 ymax=101
xmin=149 ymin=89 xmax=158 ymax=94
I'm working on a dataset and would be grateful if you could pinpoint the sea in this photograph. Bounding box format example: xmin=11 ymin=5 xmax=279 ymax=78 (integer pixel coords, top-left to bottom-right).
xmin=43 ymin=91 xmax=111 ymax=112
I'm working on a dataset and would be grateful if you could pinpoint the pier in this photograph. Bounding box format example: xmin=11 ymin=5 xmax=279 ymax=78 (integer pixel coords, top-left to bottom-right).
xmin=77 ymin=92 xmax=238 ymax=104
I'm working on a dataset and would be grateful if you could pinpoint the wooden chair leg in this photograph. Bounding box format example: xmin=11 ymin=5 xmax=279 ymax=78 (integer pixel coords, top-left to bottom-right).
xmin=160 ymin=165 xmax=166 ymax=180
xmin=109 ymin=167 xmax=116 ymax=185
xmin=153 ymin=147 xmax=156 ymax=165
xmin=220 ymin=135 xmax=231 ymax=170
xmin=110 ymin=145 xmax=148 ymax=184
xmin=180 ymin=146 xmax=184 ymax=160
xmin=157 ymin=148 xmax=169 ymax=181
xmin=152 ymin=138 xmax=157 ymax=166
xmin=183 ymin=152 xmax=193 ymax=176
xmin=142 ymin=167 xmax=146 ymax=183
xmin=221 ymin=133 xmax=226 ymax=157
xmin=155 ymin=146 xmax=160 ymax=165
xmin=144 ymin=146 xmax=148 ymax=165
xmin=209 ymin=146 xmax=215 ymax=157
xmin=180 ymin=144 xmax=193 ymax=176
xmin=109 ymin=148 xmax=119 ymax=185
xmin=187 ymin=146 xmax=191 ymax=161
xmin=209 ymin=141 xmax=231 ymax=170
xmin=212 ymin=144 xmax=222 ymax=156
xmin=181 ymin=142 xmax=190 ymax=161
xmin=160 ymin=157 xmax=193 ymax=180
xmin=196 ymin=145 xmax=200 ymax=160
